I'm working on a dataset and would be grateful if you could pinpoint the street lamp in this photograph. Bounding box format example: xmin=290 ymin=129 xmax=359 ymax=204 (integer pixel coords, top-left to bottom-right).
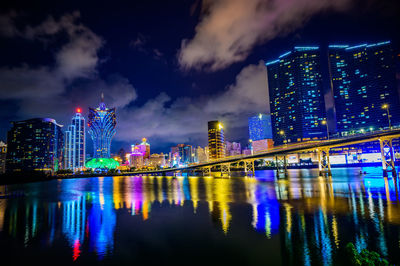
xmin=321 ymin=119 xmax=329 ymax=140
xmin=382 ymin=104 xmax=391 ymax=130
xmin=279 ymin=130 xmax=287 ymax=147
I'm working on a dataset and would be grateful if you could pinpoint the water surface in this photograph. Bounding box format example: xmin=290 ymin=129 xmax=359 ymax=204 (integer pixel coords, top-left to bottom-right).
xmin=0 ymin=167 xmax=400 ymax=265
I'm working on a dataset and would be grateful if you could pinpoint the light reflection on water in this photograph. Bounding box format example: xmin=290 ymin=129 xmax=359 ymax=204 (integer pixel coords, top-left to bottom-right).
xmin=0 ymin=167 xmax=400 ymax=265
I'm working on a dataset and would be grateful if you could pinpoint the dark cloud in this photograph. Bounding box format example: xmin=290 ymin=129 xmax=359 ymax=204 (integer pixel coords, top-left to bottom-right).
xmin=0 ymin=12 xmax=137 ymax=125
xmin=116 ymin=61 xmax=268 ymax=145
xmin=178 ymin=0 xmax=354 ymax=71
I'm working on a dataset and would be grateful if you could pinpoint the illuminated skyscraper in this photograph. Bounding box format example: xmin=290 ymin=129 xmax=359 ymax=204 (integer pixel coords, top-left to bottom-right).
xmin=328 ymin=41 xmax=400 ymax=134
xmin=6 ymin=118 xmax=64 ymax=173
xmin=64 ymin=108 xmax=86 ymax=171
xmin=208 ymin=121 xmax=225 ymax=160
xmin=266 ymin=46 xmax=327 ymax=145
xmin=88 ymin=94 xmax=116 ymax=158
xmin=0 ymin=141 xmax=6 ymax=174
xmin=248 ymin=113 xmax=273 ymax=141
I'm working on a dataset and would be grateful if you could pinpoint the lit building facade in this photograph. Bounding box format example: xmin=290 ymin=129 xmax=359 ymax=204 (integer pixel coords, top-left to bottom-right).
xmin=64 ymin=109 xmax=86 ymax=171
xmin=208 ymin=121 xmax=225 ymax=160
xmin=6 ymin=118 xmax=64 ymax=173
xmin=131 ymin=138 xmax=150 ymax=159
xmin=328 ymin=41 xmax=400 ymax=134
xmin=0 ymin=141 xmax=6 ymax=174
xmin=88 ymin=95 xmax=116 ymax=158
xmin=225 ymin=141 xmax=241 ymax=156
xmin=248 ymin=114 xmax=273 ymax=141
xmin=195 ymin=146 xmax=209 ymax=163
xmin=129 ymin=146 xmax=144 ymax=169
xmin=266 ymin=46 xmax=327 ymax=145
xmin=171 ymin=144 xmax=194 ymax=164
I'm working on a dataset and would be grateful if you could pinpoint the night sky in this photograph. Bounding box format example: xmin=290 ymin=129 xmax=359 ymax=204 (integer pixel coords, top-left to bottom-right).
xmin=0 ymin=0 xmax=399 ymax=153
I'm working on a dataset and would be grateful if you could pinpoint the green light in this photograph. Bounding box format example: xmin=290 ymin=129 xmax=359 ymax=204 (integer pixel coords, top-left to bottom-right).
xmin=86 ymin=158 xmax=120 ymax=169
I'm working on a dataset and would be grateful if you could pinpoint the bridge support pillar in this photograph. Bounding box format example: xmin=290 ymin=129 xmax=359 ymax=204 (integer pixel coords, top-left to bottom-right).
xmin=220 ymin=163 xmax=231 ymax=177
xmin=243 ymin=160 xmax=255 ymax=176
xmin=379 ymin=137 xmax=397 ymax=178
xmin=317 ymin=148 xmax=332 ymax=177
xmin=202 ymin=166 xmax=212 ymax=177
xmin=275 ymin=155 xmax=287 ymax=177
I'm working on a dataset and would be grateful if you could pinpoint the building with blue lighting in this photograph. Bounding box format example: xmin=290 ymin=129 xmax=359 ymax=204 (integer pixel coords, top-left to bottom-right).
xmin=266 ymin=46 xmax=327 ymax=145
xmin=248 ymin=113 xmax=273 ymax=141
xmin=6 ymin=118 xmax=64 ymax=173
xmin=328 ymin=41 xmax=400 ymax=135
xmin=88 ymin=94 xmax=116 ymax=159
xmin=64 ymin=108 xmax=86 ymax=171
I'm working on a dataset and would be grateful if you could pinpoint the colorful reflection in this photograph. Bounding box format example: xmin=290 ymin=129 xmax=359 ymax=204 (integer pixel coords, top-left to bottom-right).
xmin=0 ymin=168 xmax=399 ymax=264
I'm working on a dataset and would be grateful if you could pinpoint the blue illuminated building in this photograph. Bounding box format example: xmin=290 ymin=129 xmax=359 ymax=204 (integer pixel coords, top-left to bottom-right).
xmin=266 ymin=46 xmax=327 ymax=145
xmin=88 ymin=94 xmax=117 ymax=158
xmin=64 ymin=108 xmax=86 ymax=171
xmin=328 ymin=41 xmax=400 ymax=135
xmin=248 ymin=113 xmax=273 ymax=141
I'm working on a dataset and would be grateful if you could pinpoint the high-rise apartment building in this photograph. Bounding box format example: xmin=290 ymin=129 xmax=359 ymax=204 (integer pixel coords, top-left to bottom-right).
xmin=6 ymin=118 xmax=63 ymax=173
xmin=88 ymin=94 xmax=116 ymax=158
xmin=208 ymin=121 xmax=225 ymax=159
xmin=64 ymin=108 xmax=85 ymax=171
xmin=248 ymin=113 xmax=273 ymax=141
xmin=328 ymin=41 xmax=400 ymax=134
xmin=266 ymin=46 xmax=327 ymax=145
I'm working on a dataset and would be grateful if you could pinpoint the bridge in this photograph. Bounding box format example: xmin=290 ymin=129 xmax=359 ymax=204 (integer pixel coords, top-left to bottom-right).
xmin=130 ymin=129 xmax=400 ymax=178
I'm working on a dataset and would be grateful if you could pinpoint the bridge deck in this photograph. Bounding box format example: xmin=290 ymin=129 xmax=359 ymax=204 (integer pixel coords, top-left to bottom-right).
xmin=128 ymin=129 xmax=400 ymax=175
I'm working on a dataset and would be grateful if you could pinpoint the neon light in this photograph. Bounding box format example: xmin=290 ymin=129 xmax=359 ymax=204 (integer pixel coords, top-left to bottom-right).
xmin=294 ymin=46 xmax=319 ymax=50
xmin=76 ymin=108 xmax=81 ymax=113
xmin=328 ymin=45 xmax=349 ymax=49
xmin=265 ymin=59 xmax=280 ymax=66
xmin=279 ymin=51 xmax=292 ymax=58
xmin=86 ymin=158 xmax=120 ymax=169
xmin=345 ymin=44 xmax=367 ymax=50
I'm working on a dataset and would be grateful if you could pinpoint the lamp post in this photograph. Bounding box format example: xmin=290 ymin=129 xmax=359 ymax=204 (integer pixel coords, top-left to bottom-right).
xmin=321 ymin=119 xmax=329 ymax=140
xmin=382 ymin=104 xmax=391 ymax=130
xmin=279 ymin=130 xmax=287 ymax=147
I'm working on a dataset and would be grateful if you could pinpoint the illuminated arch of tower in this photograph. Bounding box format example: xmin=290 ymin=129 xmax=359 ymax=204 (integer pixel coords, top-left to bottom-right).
xmin=88 ymin=94 xmax=117 ymax=158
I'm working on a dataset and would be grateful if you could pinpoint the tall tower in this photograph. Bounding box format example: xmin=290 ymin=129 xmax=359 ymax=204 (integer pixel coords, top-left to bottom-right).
xmin=328 ymin=41 xmax=400 ymax=134
xmin=88 ymin=94 xmax=116 ymax=158
xmin=208 ymin=121 xmax=225 ymax=160
xmin=266 ymin=46 xmax=326 ymax=145
xmin=64 ymin=108 xmax=86 ymax=171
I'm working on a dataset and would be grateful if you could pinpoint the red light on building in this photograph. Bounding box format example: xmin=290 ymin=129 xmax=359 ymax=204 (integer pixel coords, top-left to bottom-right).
xmin=76 ymin=108 xmax=81 ymax=113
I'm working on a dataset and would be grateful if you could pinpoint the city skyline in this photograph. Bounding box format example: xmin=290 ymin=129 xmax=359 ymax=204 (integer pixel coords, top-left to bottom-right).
xmin=0 ymin=0 xmax=400 ymax=153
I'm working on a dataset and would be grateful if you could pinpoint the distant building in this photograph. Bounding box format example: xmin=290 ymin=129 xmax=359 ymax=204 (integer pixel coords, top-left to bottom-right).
xmin=6 ymin=118 xmax=64 ymax=173
xmin=252 ymin=139 xmax=274 ymax=153
xmin=0 ymin=141 xmax=6 ymax=174
xmin=132 ymin=138 xmax=150 ymax=159
xmin=118 ymin=148 xmax=127 ymax=164
xmin=147 ymin=153 xmax=166 ymax=168
xmin=328 ymin=41 xmax=400 ymax=134
xmin=248 ymin=114 xmax=273 ymax=141
xmin=242 ymin=148 xmax=252 ymax=156
xmin=195 ymin=146 xmax=209 ymax=163
xmin=225 ymin=141 xmax=241 ymax=156
xmin=208 ymin=121 xmax=225 ymax=160
xmin=129 ymin=146 xmax=144 ymax=169
xmin=64 ymin=108 xmax=86 ymax=171
xmin=171 ymin=144 xmax=194 ymax=164
xmin=88 ymin=94 xmax=116 ymax=158
xmin=266 ymin=46 xmax=327 ymax=145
